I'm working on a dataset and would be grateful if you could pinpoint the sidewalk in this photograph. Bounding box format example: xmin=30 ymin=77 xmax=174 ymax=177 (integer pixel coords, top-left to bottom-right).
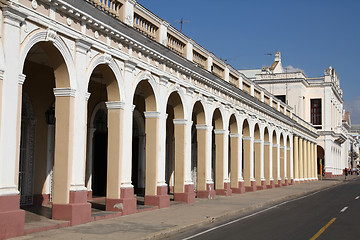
xmin=13 ymin=175 xmax=358 ymax=240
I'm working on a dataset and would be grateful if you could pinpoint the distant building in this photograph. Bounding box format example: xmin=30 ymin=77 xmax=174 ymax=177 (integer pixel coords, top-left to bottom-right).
xmin=240 ymin=52 xmax=349 ymax=177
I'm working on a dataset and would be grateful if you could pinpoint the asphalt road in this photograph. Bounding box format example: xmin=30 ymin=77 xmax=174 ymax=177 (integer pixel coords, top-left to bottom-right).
xmin=166 ymin=178 xmax=360 ymax=240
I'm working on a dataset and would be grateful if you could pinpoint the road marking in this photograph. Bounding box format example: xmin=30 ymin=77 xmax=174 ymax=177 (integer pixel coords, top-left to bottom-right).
xmin=340 ymin=206 xmax=348 ymax=213
xmin=181 ymin=187 xmax=333 ymax=240
xmin=309 ymin=218 xmax=336 ymax=240
xmin=355 ymin=196 xmax=359 ymax=200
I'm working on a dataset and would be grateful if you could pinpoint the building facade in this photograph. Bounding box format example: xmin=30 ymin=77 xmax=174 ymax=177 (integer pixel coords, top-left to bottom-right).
xmin=240 ymin=52 xmax=349 ymax=177
xmin=0 ymin=1 xmax=318 ymax=238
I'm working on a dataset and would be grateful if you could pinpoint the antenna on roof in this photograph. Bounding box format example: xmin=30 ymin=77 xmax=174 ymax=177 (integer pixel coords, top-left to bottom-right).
xmin=175 ymin=17 xmax=190 ymax=32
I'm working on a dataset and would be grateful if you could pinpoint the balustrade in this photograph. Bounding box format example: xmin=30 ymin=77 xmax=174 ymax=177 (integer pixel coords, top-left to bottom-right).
xmin=85 ymin=0 xmax=122 ymax=18
xmin=167 ymin=34 xmax=185 ymax=56
xmin=193 ymin=50 xmax=207 ymax=69
xmin=134 ymin=13 xmax=158 ymax=40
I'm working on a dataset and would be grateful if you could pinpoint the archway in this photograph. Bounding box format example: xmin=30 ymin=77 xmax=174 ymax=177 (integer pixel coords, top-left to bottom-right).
xmin=254 ymin=123 xmax=262 ymax=189
xmin=243 ymin=119 xmax=255 ymax=191
xmin=264 ymin=127 xmax=272 ymax=188
xmin=191 ymin=101 xmax=214 ymax=198
xmin=280 ymin=133 xmax=285 ymax=185
xmin=19 ymin=40 xmax=76 ymax=223
xmin=272 ymin=131 xmax=280 ymax=187
xmin=317 ymin=145 xmax=325 ymax=175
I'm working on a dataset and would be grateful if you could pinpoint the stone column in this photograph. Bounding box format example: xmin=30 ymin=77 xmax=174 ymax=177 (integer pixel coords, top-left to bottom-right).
xmin=52 ymin=88 xmax=91 ymax=225
xmin=230 ymin=133 xmax=245 ymax=193
xmin=196 ymin=125 xmax=216 ymax=198
xmin=214 ymin=129 xmax=232 ymax=196
xmin=307 ymin=141 xmax=312 ymax=180
xmin=173 ymin=119 xmax=195 ymax=203
xmin=0 ymin=8 xmax=26 ymax=239
xmin=264 ymin=140 xmax=272 ymax=187
xmin=105 ymin=102 xmax=136 ymax=214
xmin=144 ymin=112 xmax=170 ymax=208
xmin=280 ymin=144 xmax=285 ymax=185
xmin=244 ymin=136 xmax=256 ymax=191
xmin=254 ymin=139 xmax=265 ymax=190
xmin=299 ymin=138 xmax=304 ymax=182
xmin=273 ymin=142 xmax=281 ymax=187
xmin=303 ymin=140 xmax=308 ymax=181
xmin=314 ymin=144 xmax=318 ymax=179
xmin=294 ymin=136 xmax=299 ymax=183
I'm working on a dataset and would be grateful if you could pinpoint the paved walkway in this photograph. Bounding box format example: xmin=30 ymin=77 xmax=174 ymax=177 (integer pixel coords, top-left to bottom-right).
xmin=13 ymin=175 xmax=358 ymax=240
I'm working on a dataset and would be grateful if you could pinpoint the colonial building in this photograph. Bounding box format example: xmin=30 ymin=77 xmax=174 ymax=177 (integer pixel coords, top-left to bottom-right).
xmin=240 ymin=52 xmax=349 ymax=177
xmin=0 ymin=1 xmax=318 ymax=238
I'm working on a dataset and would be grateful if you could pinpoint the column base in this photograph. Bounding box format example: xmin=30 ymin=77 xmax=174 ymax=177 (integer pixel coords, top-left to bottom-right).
xmin=87 ymin=190 xmax=92 ymax=200
xmin=33 ymin=193 xmax=51 ymax=206
xmin=245 ymin=181 xmax=257 ymax=192
xmin=197 ymin=183 xmax=216 ymax=199
xmin=215 ymin=182 xmax=232 ymax=196
xmin=266 ymin=180 xmax=276 ymax=189
xmin=275 ymin=180 xmax=282 ymax=188
xmin=257 ymin=180 xmax=267 ymax=190
xmin=52 ymin=190 xmax=91 ymax=226
xmin=231 ymin=181 xmax=245 ymax=194
xmin=106 ymin=188 xmax=137 ymax=215
xmin=283 ymin=179 xmax=289 ymax=186
xmin=290 ymin=179 xmax=294 ymax=185
xmin=0 ymin=194 xmax=25 ymax=239
xmin=174 ymin=184 xmax=196 ymax=204
xmin=144 ymin=186 xmax=170 ymax=208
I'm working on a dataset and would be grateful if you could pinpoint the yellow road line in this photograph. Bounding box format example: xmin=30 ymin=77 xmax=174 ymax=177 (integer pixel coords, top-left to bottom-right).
xmin=309 ymin=217 xmax=336 ymax=240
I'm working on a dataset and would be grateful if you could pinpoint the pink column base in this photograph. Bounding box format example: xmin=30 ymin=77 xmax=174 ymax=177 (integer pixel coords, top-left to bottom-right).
xmin=197 ymin=183 xmax=216 ymax=199
xmin=144 ymin=186 xmax=170 ymax=208
xmin=283 ymin=179 xmax=289 ymax=186
xmin=174 ymin=184 xmax=196 ymax=204
xmin=275 ymin=180 xmax=282 ymax=188
xmin=87 ymin=190 xmax=92 ymax=199
xmin=215 ymin=182 xmax=232 ymax=196
xmin=257 ymin=180 xmax=267 ymax=190
xmin=0 ymin=194 xmax=25 ymax=239
xmin=245 ymin=181 xmax=257 ymax=192
xmin=231 ymin=181 xmax=245 ymax=194
xmin=106 ymin=188 xmax=137 ymax=215
xmin=289 ymin=179 xmax=294 ymax=185
xmin=52 ymin=190 xmax=91 ymax=226
xmin=266 ymin=180 xmax=276 ymax=189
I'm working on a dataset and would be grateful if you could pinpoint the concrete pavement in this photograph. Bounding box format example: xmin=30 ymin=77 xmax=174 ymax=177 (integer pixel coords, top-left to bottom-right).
xmin=12 ymin=175 xmax=357 ymax=240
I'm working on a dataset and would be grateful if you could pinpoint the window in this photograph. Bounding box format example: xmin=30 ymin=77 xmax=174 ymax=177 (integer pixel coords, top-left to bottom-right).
xmin=275 ymin=95 xmax=286 ymax=103
xmin=311 ymin=99 xmax=322 ymax=128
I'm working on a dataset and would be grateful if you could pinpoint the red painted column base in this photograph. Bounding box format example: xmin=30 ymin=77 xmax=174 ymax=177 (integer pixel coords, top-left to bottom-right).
xmin=174 ymin=184 xmax=196 ymax=204
xmin=257 ymin=180 xmax=267 ymax=190
xmin=283 ymin=179 xmax=289 ymax=186
xmin=231 ymin=181 xmax=245 ymax=194
xmin=144 ymin=186 xmax=170 ymax=208
xmin=197 ymin=183 xmax=216 ymax=199
xmin=266 ymin=180 xmax=276 ymax=189
xmin=52 ymin=190 xmax=91 ymax=226
xmin=275 ymin=180 xmax=283 ymax=187
xmin=87 ymin=190 xmax=92 ymax=200
xmin=106 ymin=188 xmax=137 ymax=215
xmin=215 ymin=182 xmax=232 ymax=196
xmin=0 ymin=194 xmax=25 ymax=239
xmin=290 ymin=179 xmax=295 ymax=185
xmin=245 ymin=181 xmax=257 ymax=192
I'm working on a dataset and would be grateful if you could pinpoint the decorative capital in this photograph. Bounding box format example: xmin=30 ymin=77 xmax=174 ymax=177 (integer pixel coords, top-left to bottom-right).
xmin=144 ymin=111 xmax=160 ymax=119
xmin=106 ymin=101 xmax=125 ymax=109
xmin=229 ymin=133 xmax=241 ymax=138
xmin=18 ymin=73 xmax=26 ymax=85
xmin=214 ymin=129 xmax=228 ymax=135
xmin=173 ymin=119 xmax=187 ymax=125
xmin=53 ymin=88 xmax=76 ymax=97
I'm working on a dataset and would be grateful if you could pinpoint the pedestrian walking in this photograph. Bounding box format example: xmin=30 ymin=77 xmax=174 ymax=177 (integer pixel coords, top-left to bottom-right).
xmin=345 ymin=168 xmax=348 ymax=180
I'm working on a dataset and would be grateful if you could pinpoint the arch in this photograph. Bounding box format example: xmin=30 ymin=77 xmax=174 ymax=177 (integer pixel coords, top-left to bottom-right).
xmin=19 ymin=30 xmax=75 ymax=88
xmin=242 ymin=118 xmax=251 ymax=137
xmin=132 ymin=71 xmax=159 ymax=111
xmin=192 ymin=100 xmax=207 ymax=125
xmin=212 ymin=108 xmax=224 ymax=130
xmin=166 ymin=90 xmax=185 ymax=119
xmin=86 ymin=54 xmax=124 ymax=102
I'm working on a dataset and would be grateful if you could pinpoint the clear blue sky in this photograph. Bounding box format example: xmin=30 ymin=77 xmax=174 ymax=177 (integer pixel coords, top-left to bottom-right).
xmin=138 ymin=0 xmax=360 ymax=123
